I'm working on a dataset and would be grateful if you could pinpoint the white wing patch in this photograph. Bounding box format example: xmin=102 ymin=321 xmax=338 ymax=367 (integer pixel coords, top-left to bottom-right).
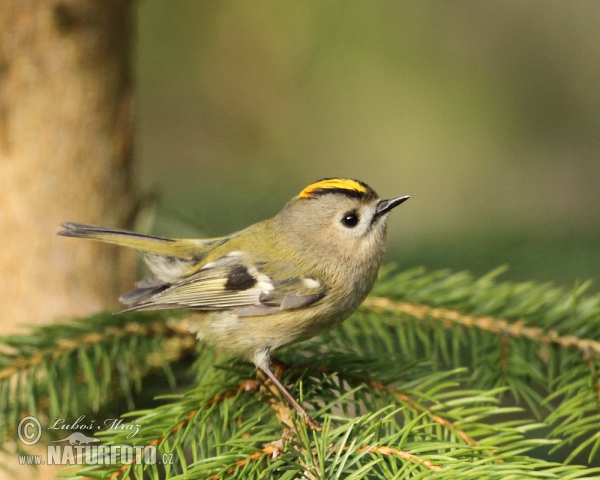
xmin=302 ymin=278 xmax=321 ymax=289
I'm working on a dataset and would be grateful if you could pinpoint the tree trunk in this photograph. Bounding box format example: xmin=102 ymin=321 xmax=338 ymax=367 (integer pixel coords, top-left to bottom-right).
xmin=0 ymin=1 xmax=135 ymax=477
xmin=0 ymin=0 xmax=136 ymax=329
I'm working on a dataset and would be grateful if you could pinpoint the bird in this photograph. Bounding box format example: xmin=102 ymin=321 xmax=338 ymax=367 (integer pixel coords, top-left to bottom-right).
xmin=58 ymin=178 xmax=409 ymax=428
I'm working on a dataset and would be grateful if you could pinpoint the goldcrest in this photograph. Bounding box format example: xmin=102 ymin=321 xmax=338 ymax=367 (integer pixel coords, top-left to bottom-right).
xmin=59 ymin=178 xmax=409 ymax=428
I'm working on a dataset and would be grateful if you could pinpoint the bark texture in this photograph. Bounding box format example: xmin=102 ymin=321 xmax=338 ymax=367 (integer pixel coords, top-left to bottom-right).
xmin=0 ymin=1 xmax=137 ymax=477
xmin=0 ymin=0 xmax=137 ymax=331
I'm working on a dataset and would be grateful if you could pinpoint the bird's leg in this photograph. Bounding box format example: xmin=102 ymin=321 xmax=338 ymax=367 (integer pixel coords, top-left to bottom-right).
xmin=259 ymin=364 xmax=322 ymax=431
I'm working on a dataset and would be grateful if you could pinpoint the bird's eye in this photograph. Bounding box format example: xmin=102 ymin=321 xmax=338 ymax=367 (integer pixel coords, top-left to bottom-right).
xmin=341 ymin=212 xmax=359 ymax=228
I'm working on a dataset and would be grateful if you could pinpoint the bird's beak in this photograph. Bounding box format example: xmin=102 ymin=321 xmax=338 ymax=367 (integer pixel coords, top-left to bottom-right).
xmin=376 ymin=195 xmax=410 ymax=216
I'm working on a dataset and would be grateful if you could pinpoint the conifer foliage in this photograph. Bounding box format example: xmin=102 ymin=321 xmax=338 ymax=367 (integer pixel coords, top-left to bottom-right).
xmin=2 ymin=267 xmax=600 ymax=478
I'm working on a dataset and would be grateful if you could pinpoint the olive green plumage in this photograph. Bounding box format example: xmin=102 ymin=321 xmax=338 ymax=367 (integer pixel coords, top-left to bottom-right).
xmin=58 ymin=178 xmax=409 ymax=427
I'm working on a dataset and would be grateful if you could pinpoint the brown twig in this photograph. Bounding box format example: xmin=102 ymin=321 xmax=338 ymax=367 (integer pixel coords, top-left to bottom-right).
xmin=358 ymin=444 xmax=441 ymax=471
xmin=363 ymin=297 xmax=600 ymax=355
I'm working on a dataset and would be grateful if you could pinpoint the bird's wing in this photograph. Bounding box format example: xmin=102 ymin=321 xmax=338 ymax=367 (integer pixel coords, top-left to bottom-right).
xmin=119 ymin=252 xmax=326 ymax=316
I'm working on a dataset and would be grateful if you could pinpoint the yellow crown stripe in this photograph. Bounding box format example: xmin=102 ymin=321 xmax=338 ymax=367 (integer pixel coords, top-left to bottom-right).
xmin=299 ymin=179 xmax=368 ymax=198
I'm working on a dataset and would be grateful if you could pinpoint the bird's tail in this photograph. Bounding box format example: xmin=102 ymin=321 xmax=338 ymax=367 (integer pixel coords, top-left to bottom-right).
xmin=57 ymin=222 xmax=188 ymax=256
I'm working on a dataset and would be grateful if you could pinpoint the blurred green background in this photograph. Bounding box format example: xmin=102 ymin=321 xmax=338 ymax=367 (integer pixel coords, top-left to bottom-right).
xmin=134 ymin=1 xmax=600 ymax=288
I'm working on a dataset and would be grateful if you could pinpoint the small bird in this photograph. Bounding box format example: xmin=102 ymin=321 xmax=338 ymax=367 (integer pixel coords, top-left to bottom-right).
xmin=58 ymin=178 xmax=409 ymax=428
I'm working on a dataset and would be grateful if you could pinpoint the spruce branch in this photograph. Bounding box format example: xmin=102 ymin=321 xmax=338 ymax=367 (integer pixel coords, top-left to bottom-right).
xmin=0 ymin=310 xmax=192 ymax=443
xmin=4 ymin=267 xmax=600 ymax=477
xmin=65 ymin=359 xmax=575 ymax=478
